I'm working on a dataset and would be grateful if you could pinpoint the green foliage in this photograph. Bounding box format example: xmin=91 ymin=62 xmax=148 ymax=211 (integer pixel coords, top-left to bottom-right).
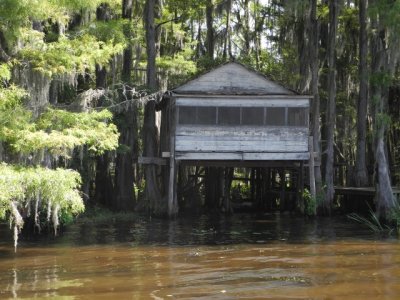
xmin=376 ymin=113 xmax=392 ymax=129
xmin=0 ymin=86 xmax=31 ymax=141
xmin=156 ymin=46 xmax=197 ymax=87
xmin=370 ymin=71 xmax=393 ymax=89
xmin=389 ymin=203 xmax=400 ymax=235
xmin=87 ymin=19 xmax=129 ymax=45
xmin=369 ymin=0 xmax=400 ymax=31
xmin=0 ymin=163 xmax=84 ymax=227
xmin=0 ymin=86 xmax=119 ymax=157
xmin=317 ymin=2 xmax=329 ymax=22
xmin=0 ymin=64 xmax=11 ymax=81
xmin=0 ymin=0 xmax=121 ymax=40
xmin=0 ymin=85 xmax=27 ymax=110
xmin=303 ymin=189 xmax=316 ymax=217
xmin=5 ymin=109 xmax=118 ymax=157
xmin=19 ymin=30 xmax=125 ymax=77
xmin=0 ymin=83 xmax=119 ymax=248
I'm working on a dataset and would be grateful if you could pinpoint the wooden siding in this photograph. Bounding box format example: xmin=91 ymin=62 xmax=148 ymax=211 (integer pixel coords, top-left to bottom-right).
xmin=175 ymin=97 xmax=310 ymax=107
xmin=173 ymin=62 xmax=294 ymax=95
xmin=175 ymin=126 xmax=308 ymax=154
xmin=175 ymin=152 xmax=310 ymax=161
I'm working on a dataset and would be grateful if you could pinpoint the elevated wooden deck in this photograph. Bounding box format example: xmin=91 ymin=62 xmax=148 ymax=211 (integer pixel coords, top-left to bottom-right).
xmin=335 ymin=186 xmax=400 ymax=199
xmin=334 ymin=186 xmax=400 ymax=213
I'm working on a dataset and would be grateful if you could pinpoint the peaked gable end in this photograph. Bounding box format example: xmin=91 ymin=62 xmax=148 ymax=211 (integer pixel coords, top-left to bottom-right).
xmin=173 ymin=62 xmax=294 ymax=95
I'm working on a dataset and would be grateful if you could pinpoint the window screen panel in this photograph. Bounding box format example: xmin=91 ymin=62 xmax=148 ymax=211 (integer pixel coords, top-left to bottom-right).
xmin=242 ymin=107 xmax=264 ymax=125
xmin=178 ymin=106 xmax=196 ymax=124
xmin=197 ymin=107 xmax=217 ymax=125
xmin=266 ymin=107 xmax=286 ymax=126
xmin=218 ymin=107 xmax=241 ymax=125
xmin=288 ymin=107 xmax=307 ymax=126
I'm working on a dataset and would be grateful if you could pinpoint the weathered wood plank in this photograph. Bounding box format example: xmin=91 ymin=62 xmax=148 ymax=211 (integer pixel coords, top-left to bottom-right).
xmin=175 ymin=133 xmax=308 ymax=142
xmin=138 ymin=156 xmax=167 ymax=165
xmin=181 ymin=160 xmax=302 ymax=168
xmin=176 ymin=125 xmax=309 ymax=137
xmin=243 ymin=152 xmax=309 ymax=160
xmin=173 ymin=94 xmax=312 ymax=99
xmin=173 ymin=63 xmax=295 ymax=95
xmin=175 ymin=152 xmax=309 ymax=161
xmin=176 ymin=98 xmax=309 ymax=107
xmin=161 ymin=152 xmax=170 ymax=158
xmin=175 ymin=139 xmax=308 ymax=152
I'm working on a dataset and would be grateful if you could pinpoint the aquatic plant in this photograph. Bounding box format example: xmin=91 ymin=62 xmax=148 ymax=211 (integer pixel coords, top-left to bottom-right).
xmin=303 ymin=188 xmax=317 ymax=217
xmin=347 ymin=209 xmax=393 ymax=233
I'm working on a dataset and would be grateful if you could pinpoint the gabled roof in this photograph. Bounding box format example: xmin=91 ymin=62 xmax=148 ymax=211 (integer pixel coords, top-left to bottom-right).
xmin=173 ymin=61 xmax=296 ymax=95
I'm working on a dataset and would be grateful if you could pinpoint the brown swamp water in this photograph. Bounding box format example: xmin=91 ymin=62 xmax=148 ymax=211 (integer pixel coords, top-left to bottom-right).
xmin=0 ymin=213 xmax=400 ymax=299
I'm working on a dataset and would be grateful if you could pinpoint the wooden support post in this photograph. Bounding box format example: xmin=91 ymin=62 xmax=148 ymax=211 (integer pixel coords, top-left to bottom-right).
xmin=266 ymin=168 xmax=271 ymax=210
xmin=280 ymin=169 xmax=286 ymax=211
xmin=309 ymin=136 xmax=316 ymax=208
xmin=168 ymin=137 xmax=177 ymax=216
xmin=261 ymin=168 xmax=267 ymax=209
xmin=299 ymin=161 xmax=305 ymax=213
xmin=250 ymin=168 xmax=255 ymax=201
xmin=168 ymin=100 xmax=178 ymax=217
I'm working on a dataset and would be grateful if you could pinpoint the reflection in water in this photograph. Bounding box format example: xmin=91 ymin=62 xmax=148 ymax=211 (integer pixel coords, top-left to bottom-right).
xmin=0 ymin=213 xmax=399 ymax=299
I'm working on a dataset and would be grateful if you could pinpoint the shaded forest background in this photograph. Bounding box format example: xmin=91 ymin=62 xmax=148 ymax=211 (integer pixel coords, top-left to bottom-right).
xmin=1 ymin=0 xmax=400 ymax=242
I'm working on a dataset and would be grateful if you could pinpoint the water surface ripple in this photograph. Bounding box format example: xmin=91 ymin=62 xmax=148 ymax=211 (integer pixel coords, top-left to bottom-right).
xmin=0 ymin=213 xmax=399 ymax=299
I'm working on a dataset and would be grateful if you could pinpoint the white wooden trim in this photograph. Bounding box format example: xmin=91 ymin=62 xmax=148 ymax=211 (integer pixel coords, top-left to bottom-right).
xmin=176 ymin=98 xmax=310 ymax=107
xmin=176 ymin=125 xmax=309 ymax=136
xmin=173 ymin=94 xmax=312 ymax=99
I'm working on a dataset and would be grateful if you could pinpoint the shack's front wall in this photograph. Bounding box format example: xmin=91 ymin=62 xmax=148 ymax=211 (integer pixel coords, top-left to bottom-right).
xmin=174 ymin=96 xmax=310 ymax=161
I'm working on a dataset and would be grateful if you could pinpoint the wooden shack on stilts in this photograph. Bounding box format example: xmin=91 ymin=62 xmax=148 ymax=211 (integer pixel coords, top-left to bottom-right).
xmin=148 ymin=62 xmax=315 ymax=216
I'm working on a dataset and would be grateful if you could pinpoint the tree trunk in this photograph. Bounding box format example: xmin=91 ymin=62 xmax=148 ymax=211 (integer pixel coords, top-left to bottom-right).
xmin=297 ymin=4 xmax=309 ymax=93
xmin=142 ymin=100 xmax=164 ymax=215
xmin=222 ymin=167 xmax=234 ymax=213
xmin=354 ymin=0 xmax=369 ymax=187
xmin=0 ymin=30 xmax=10 ymax=62
xmin=122 ymin=0 xmax=133 ymax=83
xmin=309 ymin=0 xmax=323 ymax=197
xmin=323 ymin=0 xmax=339 ymax=214
xmin=370 ymin=3 xmax=396 ymax=219
xmin=205 ymin=0 xmax=214 ymax=60
xmin=114 ymin=106 xmax=137 ymax=211
xmin=93 ymin=3 xmax=114 ymax=207
xmin=144 ymin=0 xmax=157 ymax=90
xmin=254 ymin=0 xmax=262 ymax=68
xmin=243 ymin=0 xmax=251 ymax=56
xmin=94 ymin=3 xmax=111 ymax=90
xmin=112 ymin=0 xmax=137 ymax=211
xmin=223 ymin=0 xmax=232 ymax=60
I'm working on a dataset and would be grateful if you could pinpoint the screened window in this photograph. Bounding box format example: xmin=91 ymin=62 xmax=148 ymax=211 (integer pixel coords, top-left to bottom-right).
xmin=266 ymin=107 xmax=286 ymax=126
xmin=288 ymin=107 xmax=307 ymax=126
xmin=218 ymin=107 xmax=241 ymax=125
xmin=197 ymin=107 xmax=216 ymax=125
xmin=242 ymin=107 xmax=264 ymax=125
xmin=178 ymin=105 xmax=307 ymax=127
xmin=179 ymin=106 xmax=196 ymax=124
